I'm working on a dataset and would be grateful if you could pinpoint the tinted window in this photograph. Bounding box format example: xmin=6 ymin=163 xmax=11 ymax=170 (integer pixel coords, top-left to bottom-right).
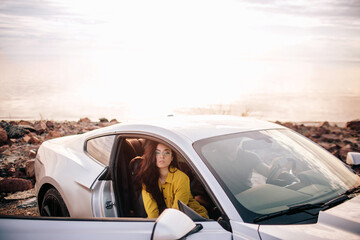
xmin=86 ymin=135 xmax=116 ymax=166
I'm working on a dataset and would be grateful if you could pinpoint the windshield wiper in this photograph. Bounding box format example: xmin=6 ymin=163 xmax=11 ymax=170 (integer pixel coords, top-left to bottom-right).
xmin=253 ymin=185 xmax=360 ymax=223
xmin=344 ymin=185 xmax=360 ymax=195
xmin=253 ymin=203 xmax=323 ymax=223
xmin=254 ymin=193 xmax=353 ymax=223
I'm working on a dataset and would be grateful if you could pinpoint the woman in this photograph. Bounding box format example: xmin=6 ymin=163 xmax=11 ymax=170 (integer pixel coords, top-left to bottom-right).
xmin=135 ymin=140 xmax=208 ymax=218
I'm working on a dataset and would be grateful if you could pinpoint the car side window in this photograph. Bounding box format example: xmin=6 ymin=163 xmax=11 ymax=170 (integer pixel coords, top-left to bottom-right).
xmin=86 ymin=135 xmax=116 ymax=166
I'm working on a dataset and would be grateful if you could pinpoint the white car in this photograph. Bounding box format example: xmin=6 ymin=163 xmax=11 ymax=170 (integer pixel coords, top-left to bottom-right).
xmin=1 ymin=115 xmax=359 ymax=240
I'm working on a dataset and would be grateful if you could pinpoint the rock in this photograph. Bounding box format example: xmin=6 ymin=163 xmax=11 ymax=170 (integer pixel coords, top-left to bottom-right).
xmin=110 ymin=119 xmax=119 ymax=123
xmin=99 ymin=118 xmax=109 ymax=122
xmin=320 ymin=121 xmax=330 ymax=128
xmin=79 ymin=118 xmax=91 ymax=123
xmin=0 ymin=178 xmax=33 ymax=193
xmin=46 ymin=130 xmax=63 ymax=139
xmin=23 ymin=133 xmax=41 ymax=144
xmin=19 ymin=125 xmax=36 ymax=132
xmin=99 ymin=122 xmax=112 ymax=127
xmin=13 ymin=168 xmax=26 ymax=178
xmin=29 ymin=135 xmax=41 ymax=145
xmin=346 ymin=120 xmax=360 ymax=131
xmin=34 ymin=121 xmax=47 ymax=134
xmin=28 ymin=149 xmax=37 ymax=158
xmin=339 ymin=144 xmax=353 ymax=161
xmin=318 ymin=125 xmax=330 ymax=135
xmin=4 ymin=189 xmax=35 ymax=201
xmin=321 ymin=134 xmax=340 ymax=143
xmin=22 ymin=135 xmax=31 ymax=144
xmin=46 ymin=121 xmax=55 ymax=130
xmin=318 ymin=142 xmax=339 ymax=152
xmin=4 ymin=188 xmax=36 ymax=201
xmin=18 ymin=120 xmax=33 ymax=126
xmin=7 ymin=125 xmax=27 ymax=139
xmin=0 ymin=145 xmax=9 ymax=153
xmin=0 ymin=128 xmax=8 ymax=145
xmin=25 ymin=160 xmax=35 ymax=178
xmin=280 ymin=122 xmax=295 ymax=129
xmin=17 ymin=197 xmax=37 ymax=209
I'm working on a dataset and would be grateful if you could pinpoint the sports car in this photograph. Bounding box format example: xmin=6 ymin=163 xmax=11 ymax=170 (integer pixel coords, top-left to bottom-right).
xmin=1 ymin=115 xmax=360 ymax=240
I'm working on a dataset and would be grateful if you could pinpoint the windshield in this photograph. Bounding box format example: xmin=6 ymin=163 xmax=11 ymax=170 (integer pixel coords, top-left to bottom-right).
xmin=194 ymin=129 xmax=360 ymax=224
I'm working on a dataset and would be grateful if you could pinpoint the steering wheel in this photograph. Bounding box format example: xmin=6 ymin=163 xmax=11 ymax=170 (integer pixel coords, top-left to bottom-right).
xmin=266 ymin=163 xmax=300 ymax=187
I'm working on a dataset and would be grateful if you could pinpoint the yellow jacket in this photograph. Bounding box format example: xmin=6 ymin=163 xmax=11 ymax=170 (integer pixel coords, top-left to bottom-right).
xmin=142 ymin=167 xmax=208 ymax=219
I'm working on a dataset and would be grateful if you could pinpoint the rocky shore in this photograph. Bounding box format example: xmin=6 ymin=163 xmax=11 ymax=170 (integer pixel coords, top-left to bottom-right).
xmin=0 ymin=118 xmax=359 ymax=217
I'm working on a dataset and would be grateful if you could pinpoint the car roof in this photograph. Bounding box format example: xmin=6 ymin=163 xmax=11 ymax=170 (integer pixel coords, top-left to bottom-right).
xmin=104 ymin=115 xmax=285 ymax=142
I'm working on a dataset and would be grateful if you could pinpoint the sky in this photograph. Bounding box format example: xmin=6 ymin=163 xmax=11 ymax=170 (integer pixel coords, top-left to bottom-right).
xmin=0 ymin=0 xmax=359 ymax=121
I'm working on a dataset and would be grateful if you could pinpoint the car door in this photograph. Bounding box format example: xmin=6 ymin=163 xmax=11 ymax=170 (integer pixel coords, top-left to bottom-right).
xmin=0 ymin=217 xmax=155 ymax=240
xmin=86 ymin=134 xmax=119 ymax=217
xmin=0 ymin=209 xmax=232 ymax=240
xmin=107 ymin=134 xmax=233 ymax=239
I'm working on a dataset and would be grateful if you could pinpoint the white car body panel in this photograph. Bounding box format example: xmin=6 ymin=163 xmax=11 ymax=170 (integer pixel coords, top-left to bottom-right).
xmin=35 ymin=135 xmax=105 ymax=217
xmin=259 ymin=195 xmax=360 ymax=239
xmin=0 ymin=218 xmax=155 ymax=240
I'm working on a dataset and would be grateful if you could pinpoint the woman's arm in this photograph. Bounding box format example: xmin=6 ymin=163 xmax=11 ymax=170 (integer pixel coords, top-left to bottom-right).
xmin=171 ymin=173 xmax=191 ymax=209
xmin=172 ymin=172 xmax=209 ymax=219
xmin=142 ymin=188 xmax=159 ymax=218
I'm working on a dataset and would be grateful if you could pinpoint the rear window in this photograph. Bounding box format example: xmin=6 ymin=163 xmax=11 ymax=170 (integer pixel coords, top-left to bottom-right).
xmin=86 ymin=135 xmax=116 ymax=166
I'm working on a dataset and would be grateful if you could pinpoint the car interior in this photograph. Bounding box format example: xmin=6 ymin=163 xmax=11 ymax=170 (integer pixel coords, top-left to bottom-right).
xmin=111 ymin=136 xmax=221 ymax=221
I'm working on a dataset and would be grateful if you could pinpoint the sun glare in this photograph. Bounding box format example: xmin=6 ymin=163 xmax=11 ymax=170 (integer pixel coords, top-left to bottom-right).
xmin=2 ymin=0 xmax=359 ymax=121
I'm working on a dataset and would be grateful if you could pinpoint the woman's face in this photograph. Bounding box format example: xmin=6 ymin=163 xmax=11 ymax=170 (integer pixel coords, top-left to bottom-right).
xmin=155 ymin=143 xmax=173 ymax=169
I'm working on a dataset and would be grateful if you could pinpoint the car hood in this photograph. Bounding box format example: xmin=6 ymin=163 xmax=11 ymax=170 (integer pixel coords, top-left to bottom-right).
xmin=258 ymin=194 xmax=360 ymax=240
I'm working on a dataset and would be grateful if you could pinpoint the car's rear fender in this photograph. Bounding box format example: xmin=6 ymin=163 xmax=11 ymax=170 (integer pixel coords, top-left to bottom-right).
xmin=35 ymin=140 xmax=105 ymax=217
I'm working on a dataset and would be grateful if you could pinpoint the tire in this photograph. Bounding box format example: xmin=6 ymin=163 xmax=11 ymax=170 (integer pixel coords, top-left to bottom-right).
xmin=40 ymin=188 xmax=70 ymax=217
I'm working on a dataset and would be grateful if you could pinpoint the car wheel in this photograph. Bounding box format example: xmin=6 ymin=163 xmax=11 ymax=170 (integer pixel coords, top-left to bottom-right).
xmin=40 ymin=188 xmax=70 ymax=217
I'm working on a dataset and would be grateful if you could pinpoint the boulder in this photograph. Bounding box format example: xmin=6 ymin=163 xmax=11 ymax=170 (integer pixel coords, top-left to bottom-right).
xmin=346 ymin=120 xmax=360 ymax=131
xmin=320 ymin=134 xmax=340 ymax=143
xmin=320 ymin=121 xmax=330 ymax=128
xmin=34 ymin=121 xmax=47 ymax=134
xmin=30 ymin=135 xmax=41 ymax=145
xmin=339 ymin=144 xmax=353 ymax=161
xmin=25 ymin=159 xmax=35 ymax=178
xmin=46 ymin=130 xmax=63 ymax=139
xmin=318 ymin=142 xmax=339 ymax=152
xmin=0 ymin=145 xmax=9 ymax=153
xmin=0 ymin=178 xmax=33 ymax=193
xmin=79 ymin=118 xmax=91 ymax=123
xmin=18 ymin=120 xmax=33 ymax=126
xmin=110 ymin=119 xmax=119 ymax=124
xmin=0 ymin=128 xmax=8 ymax=145
xmin=19 ymin=125 xmax=36 ymax=132
xmin=99 ymin=122 xmax=112 ymax=127
xmin=46 ymin=121 xmax=55 ymax=130
xmin=7 ymin=125 xmax=27 ymax=139
xmin=22 ymin=135 xmax=31 ymax=144
xmin=99 ymin=118 xmax=109 ymax=123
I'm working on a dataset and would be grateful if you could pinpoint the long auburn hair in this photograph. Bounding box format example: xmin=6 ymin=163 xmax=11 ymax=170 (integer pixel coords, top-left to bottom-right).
xmin=135 ymin=140 xmax=179 ymax=214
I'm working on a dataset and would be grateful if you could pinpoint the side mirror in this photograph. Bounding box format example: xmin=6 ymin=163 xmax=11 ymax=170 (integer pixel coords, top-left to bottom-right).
xmin=346 ymin=152 xmax=360 ymax=166
xmin=151 ymin=208 xmax=203 ymax=240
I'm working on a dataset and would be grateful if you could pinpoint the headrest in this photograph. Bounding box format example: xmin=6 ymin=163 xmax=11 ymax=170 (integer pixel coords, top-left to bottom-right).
xmin=126 ymin=138 xmax=145 ymax=156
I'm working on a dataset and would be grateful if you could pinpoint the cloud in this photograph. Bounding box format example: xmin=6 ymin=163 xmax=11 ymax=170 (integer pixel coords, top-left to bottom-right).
xmin=238 ymin=0 xmax=360 ymax=27
xmin=0 ymin=0 xmax=102 ymax=57
xmin=0 ymin=0 xmax=359 ymax=62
